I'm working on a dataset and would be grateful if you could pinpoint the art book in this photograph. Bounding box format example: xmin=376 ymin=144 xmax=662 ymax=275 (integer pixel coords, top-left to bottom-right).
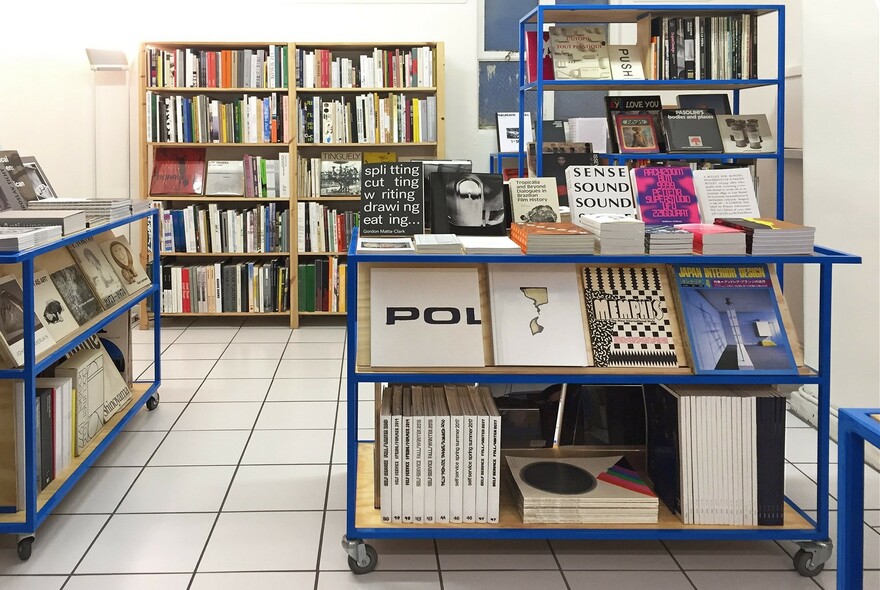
xmin=580 ymin=265 xmax=686 ymax=369
xmin=548 ymin=25 xmax=612 ymax=80
xmin=37 ymin=247 xmax=102 ymax=325
xmin=716 ymin=114 xmax=776 ymax=154
xmin=692 ymin=167 xmax=760 ymax=222
xmin=429 ymin=172 xmax=506 ymax=236
xmin=614 ymin=114 xmax=660 ymax=154
xmin=204 ymin=160 xmax=245 ymax=196
xmin=98 ymin=234 xmax=151 ymax=296
xmin=67 ymin=236 xmax=129 ymax=309
xmin=496 ymin=112 xmax=534 ymax=153
xmin=33 ymin=268 xmax=79 ymax=343
xmin=660 ymin=109 xmax=724 ymax=153
xmin=0 ymin=274 xmax=55 ymax=367
xmin=320 ymin=151 xmax=363 ymax=196
xmin=603 ymin=95 xmax=663 ymax=152
xmin=507 ymin=177 xmax=560 ymax=223
xmin=670 ymin=264 xmax=798 ymax=375
xmin=488 ymin=264 xmax=589 ymax=367
xmin=630 ymin=166 xmax=701 ymax=226
xmin=149 ymin=147 xmax=207 ymax=195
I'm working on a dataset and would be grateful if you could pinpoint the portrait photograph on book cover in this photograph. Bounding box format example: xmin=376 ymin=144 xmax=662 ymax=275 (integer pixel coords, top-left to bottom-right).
xmin=0 ymin=277 xmax=29 ymax=350
xmin=50 ymin=266 xmax=101 ymax=325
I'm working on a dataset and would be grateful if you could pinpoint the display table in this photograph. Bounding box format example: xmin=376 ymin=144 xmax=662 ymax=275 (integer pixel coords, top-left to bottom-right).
xmin=837 ymin=408 xmax=880 ymax=589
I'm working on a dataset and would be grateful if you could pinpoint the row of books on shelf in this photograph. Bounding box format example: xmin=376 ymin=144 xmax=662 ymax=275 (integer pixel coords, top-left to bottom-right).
xmin=296 ymin=151 xmax=396 ymax=198
xmin=0 ymin=233 xmax=149 ymax=368
xmin=159 ymin=203 xmax=290 ymax=254
xmin=378 ymin=385 xmax=502 ymax=524
xmin=366 ymin=263 xmax=799 ymax=377
xmin=161 ymin=259 xmax=290 ymax=314
xmin=146 ymin=45 xmax=289 ymax=89
xmin=4 ymin=325 xmax=135 ymax=509
xmin=295 ymin=46 xmax=435 ymax=89
xmin=296 ymin=258 xmax=346 ymax=313
xmin=145 ymin=92 xmax=290 ymax=144
xmin=297 ymin=202 xmax=358 ymax=254
xmin=297 ymin=93 xmax=438 ymax=144
xmin=151 ymin=148 xmax=291 ymax=198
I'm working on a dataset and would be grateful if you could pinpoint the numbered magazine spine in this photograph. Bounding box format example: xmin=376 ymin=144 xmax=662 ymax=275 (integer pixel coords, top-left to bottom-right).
xmin=449 ymin=414 xmax=463 ymax=523
xmin=391 ymin=412 xmax=402 ymax=522
xmin=475 ymin=412 xmax=488 ymax=524
xmin=435 ymin=413 xmax=449 ymax=523
xmin=487 ymin=412 xmax=501 ymax=524
xmin=462 ymin=414 xmax=477 ymax=523
xmin=413 ymin=411 xmax=425 ymax=523
xmin=380 ymin=411 xmax=392 ymax=522
xmin=402 ymin=412 xmax=413 ymax=523
xmin=425 ymin=412 xmax=436 ymax=524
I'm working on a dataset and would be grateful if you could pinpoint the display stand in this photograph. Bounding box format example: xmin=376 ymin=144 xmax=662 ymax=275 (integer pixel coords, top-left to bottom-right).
xmin=0 ymin=209 xmax=162 ymax=559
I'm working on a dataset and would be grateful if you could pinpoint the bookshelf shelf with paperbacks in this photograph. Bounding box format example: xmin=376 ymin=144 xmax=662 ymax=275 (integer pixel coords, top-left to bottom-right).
xmin=0 ymin=209 xmax=161 ymax=560
xmin=138 ymin=41 xmax=295 ymax=327
xmin=291 ymin=41 xmax=445 ymax=323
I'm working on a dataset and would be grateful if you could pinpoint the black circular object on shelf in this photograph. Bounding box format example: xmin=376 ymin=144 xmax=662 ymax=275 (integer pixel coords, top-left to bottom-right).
xmin=520 ymin=461 xmax=597 ymax=495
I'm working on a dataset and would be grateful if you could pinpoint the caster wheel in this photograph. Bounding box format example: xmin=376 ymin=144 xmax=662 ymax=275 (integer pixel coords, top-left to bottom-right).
xmin=146 ymin=394 xmax=160 ymax=411
xmin=793 ymin=548 xmax=824 ymax=577
xmin=347 ymin=544 xmax=378 ymax=574
xmin=17 ymin=537 xmax=34 ymax=561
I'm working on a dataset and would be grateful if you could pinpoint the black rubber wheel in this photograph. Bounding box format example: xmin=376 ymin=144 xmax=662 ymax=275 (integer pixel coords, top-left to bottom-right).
xmin=347 ymin=544 xmax=378 ymax=574
xmin=146 ymin=394 xmax=160 ymax=411
xmin=17 ymin=537 xmax=33 ymax=561
xmin=793 ymin=549 xmax=825 ymax=577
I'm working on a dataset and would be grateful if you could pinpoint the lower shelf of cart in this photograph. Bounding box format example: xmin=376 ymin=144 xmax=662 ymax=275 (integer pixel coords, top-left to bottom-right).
xmin=352 ymin=443 xmax=817 ymax=540
xmin=0 ymin=382 xmax=159 ymax=531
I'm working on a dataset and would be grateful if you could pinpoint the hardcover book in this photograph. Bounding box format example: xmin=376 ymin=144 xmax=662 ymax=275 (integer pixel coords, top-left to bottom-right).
xmin=20 ymin=156 xmax=59 ymax=199
xmin=359 ymin=162 xmax=425 ymax=236
xmin=67 ymin=236 xmax=128 ymax=309
xmin=614 ymin=114 xmax=660 ymax=154
xmin=716 ymin=114 xmax=776 ymax=154
xmin=98 ymin=235 xmax=151 ymax=296
xmin=33 ymin=268 xmax=79 ymax=343
xmin=66 ymin=334 xmax=133 ymax=422
xmin=429 ymin=172 xmax=506 ymax=236
xmin=527 ymin=143 xmax=599 ymax=205
xmin=524 ymin=30 xmax=555 ymax=83
xmin=566 ymin=166 xmax=636 ymax=220
xmin=38 ymin=247 xmax=101 ymax=325
xmin=55 ymin=347 xmax=104 ymax=456
xmin=507 ymin=177 xmax=560 ymax=223
xmin=410 ymin=159 xmax=472 ymax=231
xmin=660 ymin=109 xmax=724 ymax=153
xmin=670 ymin=264 xmax=798 ymax=374
xmin=580 ymin=265 xmax=686 ymax=369
xmin=548 ymin=26 xmax=612 ymax=80
xmin=496 ymin=112 xmax=534 ymax=153
xmin=204 ymin=160 xmax=245 ymax=196
xmin=0 ymin=275 xmax=56 ymax=367
xmin=676 ymin=94 xmax=732 ymax=116
xmin=692 ymin=167 xmax=760 ymax=222
xmin=630 ymin=166 xmax=701 ymax=226
xmin=149 ymin=147 xmax=207 ymax=195
xmin=0 ymin=150 xmax=40 ymax=210
xmin=320 ymin=151 xmax=362 ymax=196
xmin=603 ymin=95 xmax=663 ymax=152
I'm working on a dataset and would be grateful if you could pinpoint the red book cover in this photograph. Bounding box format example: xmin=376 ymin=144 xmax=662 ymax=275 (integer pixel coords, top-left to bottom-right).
xmin=674 ymin=223 xmax=743 ymax=251
xmin=181 ymin=266 xmax=191 ymax=313
xmin=149 ymin=147 xmax=207 ymax=196
xmin=631 ymin=166 xmax=701 ymax=226
xmin=525 ymin=31 xmax=555 ymax=83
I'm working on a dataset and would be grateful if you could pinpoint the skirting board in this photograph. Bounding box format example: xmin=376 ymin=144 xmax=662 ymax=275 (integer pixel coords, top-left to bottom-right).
xmin=790 ymin=386 xmax=880 ymax=471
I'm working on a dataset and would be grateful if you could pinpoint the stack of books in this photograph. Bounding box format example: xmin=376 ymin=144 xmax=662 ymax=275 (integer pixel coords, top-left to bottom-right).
xmin=0 ymin=210 xmax=87 ymax=236
xmin=28 ymin=199 xmax=134 ymax=226
xmin=504 ymin=454 xmax=659 ymax=524
xmin=644 ymin=226 xmax=693 ymax=255
xmin=576 ymin=214 xmax=645 ymax=254
xmin=0 ymin=226 xmax=63 ymax=251
xmin=714 ymin=217 xmax=816 ymax=255
xmin=458 ymin=235 xmax=522 ymax=255
xmin=356 ymin=236 xmax=414 ymax=254
xmin=413 ymin=234 xmax=464 ymax=254
xmin=675 ymin=223 xmax=746 ymax=255
xmin=509 ymin=221 xmax=596 ymax=254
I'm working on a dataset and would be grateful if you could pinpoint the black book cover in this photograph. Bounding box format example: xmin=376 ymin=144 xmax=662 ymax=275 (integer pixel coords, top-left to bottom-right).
xmin=428 ymin=171 xmax=507 ymax=236
xmin=755 ymin=395 xmax=785 ymax=525
xmin=750 ymin=14 xmax=758 ymax=79
xmin=661 ymin=108 xmax=724 ymax=152
xmin=38 ymin=387 xmax=54 ymax=490
xmin=700 ymin=16 xmax=710 ymax=79
xmin=239 ymin=264 xmax=248 ymax=312
xmin=604 ymin=95 xmax=664 ymax=152
xmin=542 ymin=120 xmax=567 ymax=142
xmin=683 ymin=17 xmax=696 ymax=79
xmin=667 ymin=17 xmax=677 ymax=79
xmin=540 ymin=151 xmax=600 ymax=207
xmin=644 ymin=385 xmax=681 ymax=516
xmin=221 ymin=265 xmax=235 ymax=312
xmin=359 ymin=162 xmax=425 ymax=236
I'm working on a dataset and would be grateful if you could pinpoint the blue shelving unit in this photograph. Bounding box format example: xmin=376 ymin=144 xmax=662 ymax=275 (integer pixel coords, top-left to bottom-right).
xmin=0 ymin=209 xmax=162 ymax=559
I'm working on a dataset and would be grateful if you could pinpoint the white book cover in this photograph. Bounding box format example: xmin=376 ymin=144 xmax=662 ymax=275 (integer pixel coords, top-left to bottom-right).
xmin=12 ymin=381 xmax=25 ymax=510
xmin=33 ymin=268 xmax=79 ymax=343
xmin=424 ymin=388 xmax=436 ymax=524
xmin=379 ymin=386 xmax=393 ymax=523
xmin=567 ymin=166 xmax=636 ymax=219
xmin=567 ymin=117 xmax=609 ymax=153
xmin=733 ymin=395 xmax=744 ymax=525
xmin=458 ymin=386 xmax=478 ymax=523
xmin=694 ymin=396 xmax=705 ymax=524
xmin=390 ymin=386 xmax=403 ymax=522
xmin=488 ymin=264 xmax=588 ymax=367
xmin=608 ymin=45 xmax=645 ymax=81
xmin=38 ymin=377 xmax=73 ymax=475
xmin=469 ymin=387 xmax=489 ymax=524
xmin=369 ymin=267 xmax=484 ymax=368
xmin=55 ymin=347 xmax=104 ymax=456
xmin=433 ymin=387 xmax=450 ymax=523
xmin=692 ymin=167 xmax=760 ymax=223
xmin=402 ymin=387 xmax=413 ymax=523
xmin=495 ymin=111 xmax=534 ymax=153
xmin=98 ymin=235 xmax=151 ymax=296
xmin=204 ymin=160 xmax=245 ymax=196
xmin=481 ymin=387 xmax=501 ymax=524
xmin=444 ymin=385 xmax=464 ymax=523
xmin=710 ymin=397 xmax=721 ymax=524
xmin=747 ymin=396 xmax=757 ymax=525
xmin=0 ymin=275 xmax=55 ymax=367
xmin=67 ymin=236 xmax=128 ymax=309
xmin=721 ymin=396 xmax=732 ymax=524
xmin=412 ymin=386 xmax=425 ymax=523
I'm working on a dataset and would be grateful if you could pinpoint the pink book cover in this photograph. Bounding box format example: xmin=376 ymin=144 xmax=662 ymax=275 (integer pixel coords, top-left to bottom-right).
xmin=631 ymin=166 xmax=701 ymax=226
xmin=525 ymin=31 xmax=555 ymax=83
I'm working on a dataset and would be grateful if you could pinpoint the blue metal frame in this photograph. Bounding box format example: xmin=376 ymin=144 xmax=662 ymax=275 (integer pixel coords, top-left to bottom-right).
xmin=837 ymin=409 xmax=880 ymax=590
xmin=0 ymin=209 xmax=161 ymax=536
xmin=489 ymin=152 xmax=520 ymax=174
xmin=344 ymin=223 xmax=861 ymax=545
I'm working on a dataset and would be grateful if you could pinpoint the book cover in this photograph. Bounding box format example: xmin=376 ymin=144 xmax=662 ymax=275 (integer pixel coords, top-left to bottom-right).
xmin=614 ymin=113 xmax=660 ymax=154
xmin=488 ymin=264 xmax=589 ymax=367
xmin=363 ymin=152 xmax=398 ymax=164
xmin=444 ymin=385 xmax=464 ymax=523
xmin=359 ymin=162 xmax=425 ymax=236
xmin=67 ymin=237 xmax=128 ymax=309
xmin=524 ymin=30 xmax=555 ymax=83
xmin=671 ymin=264 xmax=798 ymax=374
xmin=402 ymin=386 xmax=413 ymax=523
xmin=608 ymin=45 xmax=645 ymax=80
xmin=676 ymin=93 xmax=732 ymax=115
xmin=33 ymin=268 xmax=79 ymax=343
xmin=391 ymin=385 xmax=403 ymax=522
xmin=631 ymin=166 xmax=701 ymax=226
xmin=567 ymin=117 xmax=609 ymax=153
xmin=39 ymin=248 xmax=101 ymax=325
xmin=692 ymin=167 xmax=760 ymax=222
xmin=149 ymin=147 xmax=207 ymax=195
xmin=716 ymin=114 xmax=776 ymax=154
xmin=508 ymin=177 xmax=560 ymax=223
xmin=0 ymin=275 xmax=55 ymax=368
xmin=20 ymin=156 xmax=59 ymax=199
xmin=0 ymin=150 xmax=40 ymax=210
xmin=603 ymin=95 xmax=663 ymax=152
xmin=566 ymin=166 xmax=636 ymax=219
xmin=412 ymin=386 xmax=425 ymax=523
xmin=660 ymin=109 xmax=724 ymax=153
xmin=98 ymin=235 xmax=151 ymax=296
xmin=468 ymin=386 xmax=488 ymax=524
xmin=581 ymin=265 xmax=685 ymax=369
xmin=204 ymin=160 xmax=245 ymax=196
xmin=541 ymin=120 xmax=567 ymax=142
xmin=409 ymin=159 xmax=472 ymax=231
xmin=55 ymin=347 xmax=104 ymax=456
xmin=495 ymin=111 xmax=534 ymax=153
xmin=479 ymin=387 xmax=501 ymax=524
xmin=527 ymin=143 xmax=600 ymax=205
xmin=429 ymin=171 xmax=506 ymax=236
xmin=320 ymin=151 xmax=362 ymax=196
xmin=548 ymin=26 xmax=612 ymax=80
xmin=380 ymin=386 xmax=393 ymax=522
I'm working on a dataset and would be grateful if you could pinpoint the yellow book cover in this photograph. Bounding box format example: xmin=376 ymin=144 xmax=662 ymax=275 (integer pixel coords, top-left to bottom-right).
xmin=220 ymin=104 xmax=228 ymax=143
xmin=413 ymin=97 xmax=421 ymax=142
xmin=362 ymin=152 xmax=397 ymax=164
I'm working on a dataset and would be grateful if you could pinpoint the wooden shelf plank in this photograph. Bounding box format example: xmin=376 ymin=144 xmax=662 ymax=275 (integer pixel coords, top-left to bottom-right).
xmin=296 ymin=142 xmax=437 ymax=148
xmin=297 ymin=196 xmax=361 ymax=202
xmin=147 ymin=142 xmax=290 ymax=147
xmin=163 ymin=312 xmax=289 ymax=317
xmin=299 ymin=311 xmax=346 ymax=316
xmin=296 ymin=87 xmax=437 ymax=93
xmin=146 ymin=86 xmax=288 ymax=93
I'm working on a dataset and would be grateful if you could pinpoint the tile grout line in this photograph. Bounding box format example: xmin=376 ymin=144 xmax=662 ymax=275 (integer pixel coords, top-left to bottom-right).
xmin=659 ymin=540 xmax=699 ymax=590
xmin=184 ymin=323 xmax=289 ymax=590
xmin=545 ymin=539 xmax=572 ymax=590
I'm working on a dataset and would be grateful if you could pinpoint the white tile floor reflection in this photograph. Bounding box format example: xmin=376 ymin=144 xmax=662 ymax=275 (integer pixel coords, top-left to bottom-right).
xmin=0 ymin=317 xmax=877 ymax=589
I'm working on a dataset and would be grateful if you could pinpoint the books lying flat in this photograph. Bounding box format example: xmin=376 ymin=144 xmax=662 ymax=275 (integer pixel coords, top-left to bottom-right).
xmin=575 ymin=214 xmax=644 ymax=254
xmin=0 ymin=226 xmax=62 ymax=251
xmin=458 ymin=235 xmax=522 ymax=255
xmin=356 ymin=236 xmax=414 ymax=254
xmin=27 ymin=199 xmax=134 ymax=225
xmin=0 ymin=210 xmax=86 ymax=236
xmin=413 ymin=233 xmax=464 ymax=254
xmin=674 ymin=223 xmax=746 ymax=255
xmin=713 ymin=217 xmax=815 ymax=255
xmin=505 ymin=454 xmax=658 ymax=523
xmin=509 ymin=222 xmax=596 ymax=255
xmin=644 ymin=225 xmax=693 ymax=255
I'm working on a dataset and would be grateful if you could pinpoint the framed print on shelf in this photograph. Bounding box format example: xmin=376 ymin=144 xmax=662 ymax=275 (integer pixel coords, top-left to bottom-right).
xmin=614 ymin=113 xmax=660 ymax=154
xmin=496 ymin=111 xmax=534 ymax=153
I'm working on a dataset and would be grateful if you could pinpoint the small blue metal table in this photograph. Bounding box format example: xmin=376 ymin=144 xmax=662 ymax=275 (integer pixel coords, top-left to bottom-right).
xmin=837 ymin=408 xmax=880 ymax=589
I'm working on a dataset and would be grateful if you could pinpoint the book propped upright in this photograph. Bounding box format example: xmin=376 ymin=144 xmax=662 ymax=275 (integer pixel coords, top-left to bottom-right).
xmin=0 ymin=275 xmax=56 ymax=368
xmin=548 ymin=25 xmax=612 ymax=80
xmin=204 ymin=160 xmax=245 ymax=196
xmin=507 ymin=178 xmax=560 ymax=223
xmin=0 ymin=150 xmax=40 ymax=210
xmin=660 ymin=108 xmax=724 ymax=153
xmin=716 ymin=114 xmax=776 ymax=154
xmin=149 ymin=147 xmax=207 ymax=196
xmin=566 ymin=166 xmax=637 ymax=220
xmin=604 ymin=95 xmax=663 ymax=152
xmin=692 ymin=167 xmax=760 ymax=222
xmin=630 ymin=166 xmax=702 ymax=226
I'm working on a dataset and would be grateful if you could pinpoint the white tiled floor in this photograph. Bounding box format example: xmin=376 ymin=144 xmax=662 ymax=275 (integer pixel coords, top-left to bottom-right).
xmin=1 ymin=317 xmax=878 ymax=589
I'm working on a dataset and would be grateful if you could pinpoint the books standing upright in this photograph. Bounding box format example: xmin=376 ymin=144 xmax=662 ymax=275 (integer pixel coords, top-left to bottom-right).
xmin=548 ymin=26 xmax=612 ymax=80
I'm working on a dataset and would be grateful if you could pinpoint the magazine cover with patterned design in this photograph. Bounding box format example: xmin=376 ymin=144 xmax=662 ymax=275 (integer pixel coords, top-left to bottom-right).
xmin=580 ymin=265 xmax=686 ymax=369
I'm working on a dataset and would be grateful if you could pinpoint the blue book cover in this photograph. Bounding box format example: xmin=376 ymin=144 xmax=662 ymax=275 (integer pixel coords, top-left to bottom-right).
xmin=671 ymin=264 xmax=798 ymax=375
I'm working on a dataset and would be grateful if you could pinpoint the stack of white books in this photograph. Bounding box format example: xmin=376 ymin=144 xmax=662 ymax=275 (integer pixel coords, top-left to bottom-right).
xmin=0 ymin=226 xmax=62 ymax=251
xmin=644 ymin=225 xmax=694 ymax=255
xmin=576 ymin=213 xmax=645 ymax=254
xmin=413 ymin=234 xmax=464 ymax=254
xmin=356 ymin=236 xmax=414 ymax=254
xmin=458 ymin=235 xmax=522 ymax=255
xmin=379 ymin=384 xmax=501 ymax=525
xmin=28 ymin=198 xmax=134 ymax=225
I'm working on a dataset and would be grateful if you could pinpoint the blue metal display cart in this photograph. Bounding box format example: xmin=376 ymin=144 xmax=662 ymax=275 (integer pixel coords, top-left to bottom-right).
xmin=0 ymin=209 xmax=162 ymax=559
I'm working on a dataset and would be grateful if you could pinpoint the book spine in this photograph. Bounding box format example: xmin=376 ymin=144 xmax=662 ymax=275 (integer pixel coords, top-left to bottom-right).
xmin=425 ymin=410 xmax=435 ymax=524
xmin=436 ymin=413 xmax=449 ymax=523
xmin=38 ymin=388 xmax=54 ymax=490
xmin=449 ymin=414 xmax=463 ymax=523
xmin=391 ymin=409 xmax=403 ymax=521
xmin=487 ymin=411 xmax=500 ymax=524
xmin=413 ymin=409 xmax=424 ymax=523
xmin=462 ymin=412 xmax=476 ymax=523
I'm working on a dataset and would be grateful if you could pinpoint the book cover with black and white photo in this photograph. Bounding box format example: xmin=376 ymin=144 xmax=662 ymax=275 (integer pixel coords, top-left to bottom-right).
xmin=33 ymin=268 xmax=79 ymax=343
xmin=660 ymin=108 xmax=724 ymax=153
xmin=98 ymin=235 xmax=151 ymax=296
xmin=429 ymin=171 xmax=507 ymax=236
xmin=716 ymin=114 xmax=776 ymax=154
xmin=39 ymin=247 xmax=102 ymax=325
xmin=496 ymin=111 xmax=534 ymax=153
xmin=67 ymin=237 xmax=128 ymax=309
xmin=0 ymin=275 xmax=55 ymax=367
xmin=320 ymin=151 xmax=363 ymax=196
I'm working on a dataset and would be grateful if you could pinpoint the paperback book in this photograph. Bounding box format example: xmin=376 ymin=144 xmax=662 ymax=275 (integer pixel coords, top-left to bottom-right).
xmin=149 ymin=147 xmax=207 ymax=196
xmin=630 ymin=166 xmax=701 ymax=226
xmin=67 ymin=237 xmax=128 ymax=309
xmin=429 ymin=172 xmax=506 ymax=236
xmin=692 ymin=167 xmax=760 ymax=222
xmin=614 ymin=114 xmax=660 ymax=154
xmin=603 ymin=95 xmax=663 ymax=152
xmin=716 ymin=114 xmax=776 ymax=154
xmin=98 ymin=235 xmax=151 ymax=296
xmin=320 ymin=152 xmax=363 ymax=196
xmin=0 ymin=275 xmax=56 ymax=367
xmin=508 ymin=177 xmax=560 ymax=223
xmin=566 ymin=166 xmax=636 ymax=220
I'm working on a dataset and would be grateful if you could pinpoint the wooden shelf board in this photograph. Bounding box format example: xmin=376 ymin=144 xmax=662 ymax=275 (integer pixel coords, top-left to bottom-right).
xmin=160 ymin=252 xmax=290 ymax=257
xmin=153 ymin=196 xmax=290 ymax=202
xmin=522 ymin=7 xmax=776 ymax=24
xmin=148 ymin=142 xmax=290 ymax=147
xmin=355 ymin=365 xmax=694 ymax=376
xmin=298 ymin=251 xmax=347 ymax=256
xmin=297 ymin=196 xmax=361 ymax=202
xmin=144 ymin=41 xmax=289 ymax=49
xmin=354 ymin=443 xmax=811 ymax=532
xmin=296 ymin=87 xmax=436 ymax=93
xmin=164 ymin=312 xmax=289 ymax=317
xmin=146 ymin=86 xmax=288 ymax=93
xmin=294 ymin=42 xmax=440 ymax=49
xmin=528 ymin=81 xmax=774 ymax=92
xmin=296 ymin=142 xmax=437 ymax=148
